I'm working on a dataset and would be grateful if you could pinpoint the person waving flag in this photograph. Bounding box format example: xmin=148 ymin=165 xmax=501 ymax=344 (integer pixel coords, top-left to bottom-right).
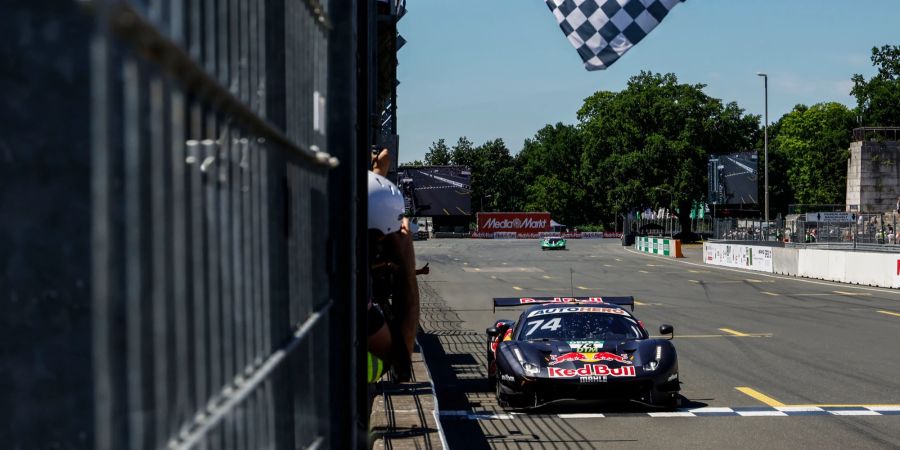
xmin=545 ymin=0 xmax=685 ymax=71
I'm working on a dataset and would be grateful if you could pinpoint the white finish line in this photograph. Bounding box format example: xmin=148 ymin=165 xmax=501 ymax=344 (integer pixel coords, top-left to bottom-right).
xmin=439 ymin=406 xmax=900 ymax=420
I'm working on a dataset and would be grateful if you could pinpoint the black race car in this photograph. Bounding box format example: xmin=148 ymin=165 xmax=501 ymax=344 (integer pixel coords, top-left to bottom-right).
xmin=486 ymin=297 xmax=679 ymax=409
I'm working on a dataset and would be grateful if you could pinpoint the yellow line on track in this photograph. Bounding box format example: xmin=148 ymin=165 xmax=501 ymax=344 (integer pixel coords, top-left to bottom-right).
xmin=719 ymin=328 xmax=750 ymax=337
xmin=761 ymin=292 xmax=780 ymax=296
xmin=512 ymin=286 xmax=522 ymax=291
xmin=878 ymin=310 xmax=900 ymax=317
xmin=639 ymin=270 xmax=649 ymax=274
xmin=542 ymin=275 xmax=552 ymax=279
xmin=735 ymin=387 xmax=786 ymax=407
xmin=577 ymin=286 xmax=590 ymax=290
xmin=688 ymin=280 xmax=699 ymax=283
xmin=634 ymin=301 xmax=646 ymax=306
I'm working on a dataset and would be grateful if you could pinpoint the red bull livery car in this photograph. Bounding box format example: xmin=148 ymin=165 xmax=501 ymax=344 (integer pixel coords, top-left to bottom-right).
xmin=486 ymin=296 xmax=679 ymax=409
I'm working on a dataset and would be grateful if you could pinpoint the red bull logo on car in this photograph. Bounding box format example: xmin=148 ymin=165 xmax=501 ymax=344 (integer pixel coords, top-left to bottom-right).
xmin=547 ymin=364 xmax=636 ymax=378
xmin=548 ymin=352 xmax=632 ymax=365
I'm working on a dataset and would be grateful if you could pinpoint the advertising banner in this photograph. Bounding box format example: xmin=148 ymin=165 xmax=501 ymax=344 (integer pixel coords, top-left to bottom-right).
xmin=703 ymin=242 xmax=773 ymax=273
xmin=477 ymin=212 xmax=551 ymax=234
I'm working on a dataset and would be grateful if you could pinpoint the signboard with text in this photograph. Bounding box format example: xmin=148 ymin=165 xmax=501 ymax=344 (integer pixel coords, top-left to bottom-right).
xmin=804 ymin=212 xmax=856 ymax=223
xmin=477 ymin=212 xmax=551 ymax=234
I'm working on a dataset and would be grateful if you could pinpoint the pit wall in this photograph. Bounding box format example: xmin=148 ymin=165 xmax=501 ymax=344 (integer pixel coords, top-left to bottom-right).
xmin=703 ymin=242 xmax=900 ymax=288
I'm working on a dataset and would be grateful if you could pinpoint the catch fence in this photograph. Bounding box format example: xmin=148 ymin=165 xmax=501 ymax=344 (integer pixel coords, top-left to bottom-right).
xmin=4 ymin=1 xmax=363 ymax=449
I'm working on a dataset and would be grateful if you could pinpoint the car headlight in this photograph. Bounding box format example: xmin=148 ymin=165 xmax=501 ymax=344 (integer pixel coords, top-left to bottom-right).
xmin=643 ymin=345 xmax=662 ymax=371
xmin=522 ymin=362 xmax=541 ymax=376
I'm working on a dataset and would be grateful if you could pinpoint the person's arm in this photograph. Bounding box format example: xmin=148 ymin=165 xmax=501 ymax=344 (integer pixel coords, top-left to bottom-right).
xmin=372 ymin=147 xmax=390 ymax=176
xmin=382 ymin=218 xmax=420 ymax=356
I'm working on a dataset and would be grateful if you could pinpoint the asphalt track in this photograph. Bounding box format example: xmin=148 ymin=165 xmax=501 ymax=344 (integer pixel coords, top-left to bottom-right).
xmin=413 ymin=239 xmax=900 ymax=449
xmin=401 ymin=168 xmax=472 ymax=216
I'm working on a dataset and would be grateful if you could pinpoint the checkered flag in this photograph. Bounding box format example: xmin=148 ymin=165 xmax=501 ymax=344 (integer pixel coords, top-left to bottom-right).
xmin=546 ymin=0 xmax=685 ymax=71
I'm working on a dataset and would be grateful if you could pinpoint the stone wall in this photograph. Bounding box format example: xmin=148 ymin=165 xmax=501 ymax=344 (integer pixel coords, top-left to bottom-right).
xmin=846 ymin=140 xmax=900 ymax=212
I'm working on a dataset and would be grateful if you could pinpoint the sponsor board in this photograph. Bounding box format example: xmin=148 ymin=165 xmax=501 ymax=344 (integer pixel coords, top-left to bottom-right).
xmin=477 ymin=212 xmax=551 ymax=234
xmin=703 ymin=242 xmax=773 ymax=273
xmin=527 ymin=307 xmax=627 ymax=317
xmin=518 ymin=297 xmax=605 ymax=304
xmin=548 ymin=364 xmax=636 ymax=378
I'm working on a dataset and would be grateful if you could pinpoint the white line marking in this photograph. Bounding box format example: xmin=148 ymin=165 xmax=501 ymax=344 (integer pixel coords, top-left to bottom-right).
xmin=736 ymin=410 xmax=788 ymax=417
xmin=558 ymin=413 xmax=606 ymax=419
xmin=688 ymin=407 xmax=734 ymax=414
xmin=868 ymin=406 xmax=900 ymax=412
xmin=471 ymin=413 xmax=515 ymax=420
xmin=830 ymin=410 xmax=880 ymax=416
xmin=648 ymin=412 xmax=695 ymax=417
xmin=776 ymin=406 xmax=825 ymax=412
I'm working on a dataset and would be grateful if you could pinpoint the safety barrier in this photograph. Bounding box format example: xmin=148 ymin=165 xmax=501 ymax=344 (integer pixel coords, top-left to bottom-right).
xmin=703 ymin=242 xmax=774 ymax=272
xmin=772 ymin=247 xmax=799 ymax=276
xmin=704 ymin=244 xmax=900 ymax=288
xmin=636 ymin=236 xmax=684 ymax=257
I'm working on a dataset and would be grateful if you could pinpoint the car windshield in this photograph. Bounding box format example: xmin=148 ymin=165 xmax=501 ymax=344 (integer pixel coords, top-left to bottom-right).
xmin=517 ymin=311 xmax=643 ymax=341
xmin=548 ymin=238 xmax=561 ymax=242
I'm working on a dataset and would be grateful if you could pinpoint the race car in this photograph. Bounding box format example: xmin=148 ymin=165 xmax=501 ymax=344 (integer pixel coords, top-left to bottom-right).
xmin=541 ymin=236 xmax=566 ymax=250
xmin=486 ymin=296 xmax=679 ymax=409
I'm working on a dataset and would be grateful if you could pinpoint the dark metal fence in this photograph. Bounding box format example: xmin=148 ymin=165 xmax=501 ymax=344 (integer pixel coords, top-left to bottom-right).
xmin=2 ymin=1 xmax=363 ymax=449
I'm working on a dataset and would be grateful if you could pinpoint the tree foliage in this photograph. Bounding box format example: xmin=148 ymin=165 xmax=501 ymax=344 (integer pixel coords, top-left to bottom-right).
xmin=577 ymin=72 xmax=760 ymax=233
xmin=852 ymin=45 xmax=900 ymax=126
xmin=424 ymin=138 xmax=451 ymax=165
xmin=770 ymin=103 xmax=856 ymax=205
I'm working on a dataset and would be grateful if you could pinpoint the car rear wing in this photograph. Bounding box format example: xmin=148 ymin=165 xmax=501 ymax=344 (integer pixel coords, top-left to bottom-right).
xmin=492 ymin=296 xmax=635 ymax=313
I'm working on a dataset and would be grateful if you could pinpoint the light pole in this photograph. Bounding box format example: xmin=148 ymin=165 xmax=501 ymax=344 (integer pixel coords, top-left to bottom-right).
xmin=757 ymin=72 xmax=769 ymax=236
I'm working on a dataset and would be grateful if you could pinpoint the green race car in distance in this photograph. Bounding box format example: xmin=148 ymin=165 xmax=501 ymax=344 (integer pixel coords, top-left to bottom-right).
xmin=541 ymin=236 xmax=566 ymax=250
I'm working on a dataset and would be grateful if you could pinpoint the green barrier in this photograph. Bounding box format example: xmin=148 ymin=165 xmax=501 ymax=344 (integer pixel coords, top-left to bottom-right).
xmin=636 ymin=236 xmax=684 ymax=258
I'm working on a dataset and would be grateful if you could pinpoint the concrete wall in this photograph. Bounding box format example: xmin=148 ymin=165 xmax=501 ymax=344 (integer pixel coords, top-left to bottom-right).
xmin=772 ymin=247 xmax=799 ymax=276
xmin=705 ymin=243 xmax=900 ymax=289
xmin=846 ymin=140 xmax=900 ymax=212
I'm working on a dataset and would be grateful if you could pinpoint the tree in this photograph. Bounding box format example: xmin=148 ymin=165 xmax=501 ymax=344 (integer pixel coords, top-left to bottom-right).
xmin=450 ymin=137 xmax=476 ymax=167
xmin=577 ymin=72 xmax=760 ymax=238
xmin=468 ymin=138 xmax=514 ymax=212
xmin=424 ymin=138 xmax=451 ymax=165
xmin=770 ymin=103 xmax=856 ymax=205
xmin=851 ymin=45 xmax=900 ymax=126
xmin=517 ymin=123 xmax=587 ymax=225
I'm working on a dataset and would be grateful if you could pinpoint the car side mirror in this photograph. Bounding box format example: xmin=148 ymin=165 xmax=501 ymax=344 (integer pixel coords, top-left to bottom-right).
xmin=486 ymin=327 xmax=500 ymax=337
xmin=659 ymin=324 xmax=674 ymax=340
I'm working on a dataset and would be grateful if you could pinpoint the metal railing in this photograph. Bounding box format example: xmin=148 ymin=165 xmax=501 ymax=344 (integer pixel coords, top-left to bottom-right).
xmin=2 ymin=1 xmax=360 ymax=449
xmin=853 ymin=127 xmax=900 ymax=141
xmin=91 ymin=2 xmax=346 ymax=449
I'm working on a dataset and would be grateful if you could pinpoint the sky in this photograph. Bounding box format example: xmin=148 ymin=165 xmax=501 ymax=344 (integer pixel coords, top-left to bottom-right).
xmin=396 ymin=0 xmax=900 ymax=164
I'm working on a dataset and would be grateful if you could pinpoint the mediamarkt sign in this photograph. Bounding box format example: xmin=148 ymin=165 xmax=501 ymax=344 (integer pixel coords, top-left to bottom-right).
xmin=477 ymin=212 xmax=551 ymax=234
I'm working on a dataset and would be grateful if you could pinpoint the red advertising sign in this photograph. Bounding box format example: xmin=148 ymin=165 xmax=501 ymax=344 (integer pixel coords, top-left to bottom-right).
xmin=477 ymin=212 xmax=551 ymax=234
